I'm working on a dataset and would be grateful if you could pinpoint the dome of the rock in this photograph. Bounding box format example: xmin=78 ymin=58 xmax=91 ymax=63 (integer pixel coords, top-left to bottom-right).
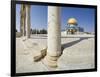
xmin=67 ymin=18 xmax=77 ymax=25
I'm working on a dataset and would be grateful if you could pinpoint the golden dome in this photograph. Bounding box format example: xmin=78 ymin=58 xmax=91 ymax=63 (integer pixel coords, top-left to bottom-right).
xmin=67 ymin=18 xmax=77 ymax=25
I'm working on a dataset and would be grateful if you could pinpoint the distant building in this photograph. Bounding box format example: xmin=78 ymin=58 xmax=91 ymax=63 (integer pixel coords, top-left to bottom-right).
xmin=66 ymin=18 xmax=84 ymax=34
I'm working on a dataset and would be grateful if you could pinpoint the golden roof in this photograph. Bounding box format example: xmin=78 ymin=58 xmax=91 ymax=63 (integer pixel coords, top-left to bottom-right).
xmin=67 ymin=18 xmax=77 ymax=25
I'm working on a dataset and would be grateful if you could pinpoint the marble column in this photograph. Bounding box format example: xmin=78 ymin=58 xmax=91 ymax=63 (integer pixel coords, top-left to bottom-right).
xmin=44 ymin=6 xmax=61 ymax=67
xmin=25 ymin=5 xmax=31 ymax=38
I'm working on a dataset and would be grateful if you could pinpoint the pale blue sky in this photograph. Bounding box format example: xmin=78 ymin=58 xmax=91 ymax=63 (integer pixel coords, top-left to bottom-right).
xmin=16 ymin=4 xmax=95 ymax=32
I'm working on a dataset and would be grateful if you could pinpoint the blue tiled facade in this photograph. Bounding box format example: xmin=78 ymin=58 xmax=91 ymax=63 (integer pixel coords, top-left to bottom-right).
xmin=66 ymin=24 xmax=84 ymax=34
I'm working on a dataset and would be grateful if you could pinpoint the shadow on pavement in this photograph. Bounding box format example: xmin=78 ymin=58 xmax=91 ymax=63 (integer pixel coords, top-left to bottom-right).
xmin=61 ymin=37 xmax=91 ymax=51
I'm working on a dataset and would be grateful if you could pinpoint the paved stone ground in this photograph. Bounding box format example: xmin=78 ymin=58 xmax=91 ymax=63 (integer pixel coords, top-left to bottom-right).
xmin=16 ymin=34 xmax=95 ymax=73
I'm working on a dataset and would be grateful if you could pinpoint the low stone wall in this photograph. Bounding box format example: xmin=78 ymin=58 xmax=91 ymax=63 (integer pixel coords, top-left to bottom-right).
xmin=16 ymin=32 xmax=21 ymax=37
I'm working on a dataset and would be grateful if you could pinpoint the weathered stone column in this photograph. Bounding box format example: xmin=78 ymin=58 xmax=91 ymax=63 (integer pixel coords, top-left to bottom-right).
xmin=20 ymin=5 xmax=23 ymax=36
xmin=20 ymin=5 xmax=26 ymax=36
xmin=44 ymin=6 xmax=61 ymax=67
xmin=25 ymin=5 xmax=31 ymax=38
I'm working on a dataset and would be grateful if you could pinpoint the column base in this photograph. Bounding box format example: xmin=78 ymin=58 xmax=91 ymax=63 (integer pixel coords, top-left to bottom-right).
xmin=43 ymin=55 xmax=59 ymax=68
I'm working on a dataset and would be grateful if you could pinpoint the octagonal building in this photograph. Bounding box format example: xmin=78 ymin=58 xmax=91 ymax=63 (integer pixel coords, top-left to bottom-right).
xmin=66 ymin=18 xmax=84 ymax=34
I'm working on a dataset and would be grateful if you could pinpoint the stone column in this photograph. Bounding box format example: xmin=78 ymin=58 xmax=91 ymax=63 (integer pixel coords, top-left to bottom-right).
xmin=20 ymin=5 xmax=26 ymax=36
xmin=20 ymin=5 xmax=23 ymax=36
xmin=23 ymin=6 xmax=26 ymax=36
xmin=44 ymin=6 xmax=61 ymax=67
xmin=25 ymin=5 xmax=31 ymax=38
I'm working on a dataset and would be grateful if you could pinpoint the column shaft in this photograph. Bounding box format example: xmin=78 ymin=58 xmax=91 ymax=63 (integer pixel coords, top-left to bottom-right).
xmin=25 ymin=5 xmax=31 ymax=38
xmin=44 ymin=6 xmax=61 ymax=67
xmin=20 ymin=5 xmax=26 ymax=36
xmin=48 ymin=6 xmax=61 ymax=56
xmin=20 ymin=5 xmax=23 ymax=36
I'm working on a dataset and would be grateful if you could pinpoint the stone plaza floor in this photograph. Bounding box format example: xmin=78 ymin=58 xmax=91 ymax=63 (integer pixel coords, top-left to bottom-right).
xmin=16 ymin=34 xmax=95 ymax=73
